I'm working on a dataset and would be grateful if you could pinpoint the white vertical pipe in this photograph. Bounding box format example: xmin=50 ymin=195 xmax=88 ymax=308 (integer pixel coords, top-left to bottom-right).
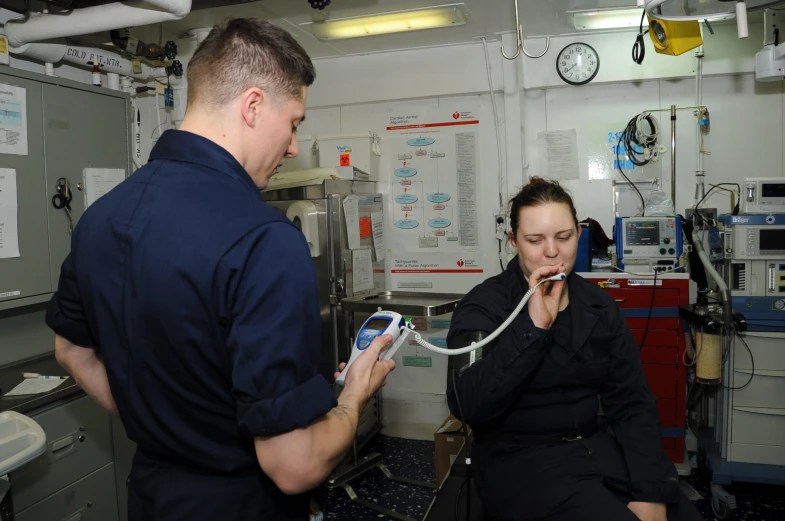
xmin=107 ymin=72 xmax=120 ymax=90
xmin=694 ymin=37 xmax=705 ymax=203
xmin=737 ymin=1 xmax=749 ymax=39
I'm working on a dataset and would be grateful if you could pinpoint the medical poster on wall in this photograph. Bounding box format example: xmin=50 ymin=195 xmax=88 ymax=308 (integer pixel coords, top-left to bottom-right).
xmin=382 ymin=107 xmax=480 ymax=253
xmin=0 ymin=168 xmax=20 ymax=259
xmin=379 ymin=106 xmax=486 ymax=294
xmin=0 ymin=83 xmax=28 ymax=156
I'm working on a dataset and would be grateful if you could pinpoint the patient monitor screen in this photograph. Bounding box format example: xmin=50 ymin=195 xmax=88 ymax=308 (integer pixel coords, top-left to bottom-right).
xmin=762 ymin=182 xmax=785 ymax=198
xmin=626 ymin=221 xmax=660 ymax=246
xmin=760 ymin=229 xmax=785 ymax=251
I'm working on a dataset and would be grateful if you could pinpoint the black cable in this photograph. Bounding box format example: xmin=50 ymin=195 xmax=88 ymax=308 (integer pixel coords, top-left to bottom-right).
xmin=455 ymin=479 xmax=467 ymax=521
xmin=632 ymin=9 xmax=648 ymax=65
xmin=720 ymin=333 xmax=755 ymax=391
xmin=638 ymin=269 xmax=657 ymax=350
xmin=693 ymin=183 xmax=741 ymax=225
xmin=614 ymin=131 xmax=646 ymax=216
xmin=498 ymin=239 xmax=505 ymax=272
xmin=621 ymin=115 xmax=657 ymax=167
xmin=451 ymin=367 xmax=471 ymax=521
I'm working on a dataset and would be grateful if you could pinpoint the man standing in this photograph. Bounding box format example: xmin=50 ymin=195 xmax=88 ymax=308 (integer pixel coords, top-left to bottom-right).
xmin=47 ymin=19 xmax=394 ymax=521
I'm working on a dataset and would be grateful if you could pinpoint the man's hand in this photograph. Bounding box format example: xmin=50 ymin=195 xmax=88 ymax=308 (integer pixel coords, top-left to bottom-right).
xmin=527 ymin=264 xmax=566 ymax=330
xmin=628 ymin=501 xmax=667 ymax=521
xmin=334 ymin=334 xmax=396 ymax=407
xmin=54 ymin=335 xmax=118 ymax=415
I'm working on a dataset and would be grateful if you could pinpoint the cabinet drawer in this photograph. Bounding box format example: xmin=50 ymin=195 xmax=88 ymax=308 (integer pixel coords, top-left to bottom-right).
xmin=642 ymin=364 xmax=678 ymax=399
xmin=735 ymin=332 xmax=785 ymax=372
xmin=632 ymin=329 xmax=680 ymax=349
xmin=11 ymin=395 xmax=112 ymax=512
xmin=731 ymin=406 xmax=785 ymax=447
xmin=16 ymin=463 xmax=118 ymax=521
xmin=641 ymin=347 xmax=679 ymax=365
xmin=731 ymin=370 xmax=785 ymax=409
xmin=627 ymin=317 xmax=680 ymax=330
xmin=605 ymin=289 xmax=679 ymax=308
xmin=729 ymin=443 xmax=785 ymax=466
xmin=657 ymin=398 xmax=677 ymax=427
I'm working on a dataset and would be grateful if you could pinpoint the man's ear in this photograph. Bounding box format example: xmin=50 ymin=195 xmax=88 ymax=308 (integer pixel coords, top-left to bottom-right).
xmin=507 ymin=230 xmax=516 ymax=248
xmin=240 ymin=87 xmax=264 ymax=127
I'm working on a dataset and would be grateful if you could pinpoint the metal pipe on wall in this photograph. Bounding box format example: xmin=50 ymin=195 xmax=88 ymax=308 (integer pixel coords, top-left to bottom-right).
xmin=695 ymin=43 xmax=706 ymax=203
xmin=671 ymin=105 xmax=677 ymax=205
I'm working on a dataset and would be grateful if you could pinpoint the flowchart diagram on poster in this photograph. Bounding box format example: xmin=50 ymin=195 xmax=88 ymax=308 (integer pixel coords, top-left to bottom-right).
xmin=385 ymin=110 xmax=479 ymax=253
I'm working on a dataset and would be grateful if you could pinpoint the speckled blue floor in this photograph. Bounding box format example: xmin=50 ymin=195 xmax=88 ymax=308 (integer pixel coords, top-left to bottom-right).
xmin=324 ymin=434 xmax=438 ymax=521
xmin=325 ymin=435 xmax=785 ymax=521
xmin=684 ymin=469 xmax=785 ymax=521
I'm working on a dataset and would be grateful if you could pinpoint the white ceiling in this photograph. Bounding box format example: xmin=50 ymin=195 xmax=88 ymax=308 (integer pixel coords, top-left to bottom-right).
xmin=164 ymin=0 xmax=646 ymax=59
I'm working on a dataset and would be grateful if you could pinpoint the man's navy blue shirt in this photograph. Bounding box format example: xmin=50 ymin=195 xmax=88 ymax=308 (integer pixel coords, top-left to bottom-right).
xmin=46 ymin=130 xmax=337 ymax=474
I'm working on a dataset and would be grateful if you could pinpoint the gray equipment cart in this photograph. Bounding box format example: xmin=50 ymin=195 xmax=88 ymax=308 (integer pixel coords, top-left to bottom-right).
xmin=326 ymin=291 xmax=463 ymax=521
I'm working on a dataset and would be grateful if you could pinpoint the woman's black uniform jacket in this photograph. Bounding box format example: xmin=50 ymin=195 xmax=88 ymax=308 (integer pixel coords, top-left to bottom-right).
xmin=446 ymin=258 xmax=679 ymax=514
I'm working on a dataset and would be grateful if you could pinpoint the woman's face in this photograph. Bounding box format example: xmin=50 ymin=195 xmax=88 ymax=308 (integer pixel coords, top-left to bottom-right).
xmin=508 ymin=202 xmax=580 ymax=280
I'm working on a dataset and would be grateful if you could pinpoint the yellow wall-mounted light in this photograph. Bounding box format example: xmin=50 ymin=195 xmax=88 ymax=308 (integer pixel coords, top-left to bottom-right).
xmin=301 ymin=3 xmax=470 ymax=41
xmin=648 ymin=18 xmax=703 ymax=56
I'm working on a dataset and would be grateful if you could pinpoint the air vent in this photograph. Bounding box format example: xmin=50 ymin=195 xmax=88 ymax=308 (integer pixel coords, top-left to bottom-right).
xmin=731 ymin=262 xmax=746 ymax=291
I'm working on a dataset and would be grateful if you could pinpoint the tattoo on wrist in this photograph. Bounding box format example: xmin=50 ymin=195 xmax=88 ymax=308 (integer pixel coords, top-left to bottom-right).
xmin=330 ymin=404 xmax=354 ymax=420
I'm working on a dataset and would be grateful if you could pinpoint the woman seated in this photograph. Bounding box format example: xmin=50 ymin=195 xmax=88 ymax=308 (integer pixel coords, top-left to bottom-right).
xmin=446 ymin=177 xmax=703 ymax=521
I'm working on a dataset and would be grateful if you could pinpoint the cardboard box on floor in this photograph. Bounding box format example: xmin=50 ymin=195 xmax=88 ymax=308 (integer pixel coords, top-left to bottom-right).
xmin=434 ymin=415 xmax=471 ymax=487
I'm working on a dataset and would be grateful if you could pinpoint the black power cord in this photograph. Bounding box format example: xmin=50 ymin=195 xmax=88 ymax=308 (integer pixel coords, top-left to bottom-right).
xmin=615 ymin=111 xmax=660 ymax=216
xmin=694 ymin=183 xmax=741 ymax=224
xmin=451 ymin=367 xmax=472 ymax=521
xmin=638 ymin=269 xmax=658 ymax=350
xmin=614 ymin=131 xmax=647 ymax=217
xmin=720 ymin=333 xmax=755 ymax=391
xmin=632 ymin=9 xmax=649 ymax=64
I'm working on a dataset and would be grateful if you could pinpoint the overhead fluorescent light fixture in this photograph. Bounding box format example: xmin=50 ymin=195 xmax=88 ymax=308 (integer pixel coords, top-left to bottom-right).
xmin=571 ymin=8 xmax=649 ymax=30
xmin=301 ymin=3 xmax=470 ymax=41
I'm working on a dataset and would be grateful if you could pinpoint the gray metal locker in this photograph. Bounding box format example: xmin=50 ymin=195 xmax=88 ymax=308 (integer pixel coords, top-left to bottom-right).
xmin=0 ymin=67 xmax=129 ymax=312
xmin=42 ymin=83 xmax=129 ymax=287
xmin=0 ymin=72 xmax=52 ymax=304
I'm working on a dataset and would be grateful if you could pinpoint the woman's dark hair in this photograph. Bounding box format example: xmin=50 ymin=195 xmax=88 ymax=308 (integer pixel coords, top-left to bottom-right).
xmin=509 ymin=176 xmax=579 ymax=235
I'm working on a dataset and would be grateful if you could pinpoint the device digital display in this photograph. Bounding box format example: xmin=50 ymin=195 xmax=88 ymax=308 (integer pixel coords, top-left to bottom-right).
xmin=762 ymin=183 xmax=785 ymax=198
xmin=760 ymin=229 xmax=785 ymax=251
xmin=626 ymin=221 xmax=660 ymax=246
xmin=363 ymin=318 xmax=392 ymax=332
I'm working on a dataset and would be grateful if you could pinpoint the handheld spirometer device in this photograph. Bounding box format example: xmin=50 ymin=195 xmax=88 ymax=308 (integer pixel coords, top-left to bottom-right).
xmin=335 ymin=311 xmax=413 ymax=387
xmin=334 ymin=273 xmax=568 ymax=387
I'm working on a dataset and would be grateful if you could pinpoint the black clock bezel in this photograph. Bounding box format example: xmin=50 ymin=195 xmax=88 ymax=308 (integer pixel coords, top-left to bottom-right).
xmin=556 ymin=42 xmax=600 ymax=86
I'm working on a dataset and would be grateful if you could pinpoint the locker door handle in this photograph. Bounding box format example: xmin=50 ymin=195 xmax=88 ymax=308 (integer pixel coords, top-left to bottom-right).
xmin=50 ymin=434 xmax=76 ymax=460
xmin=52 ymin=435 xmax=74 ymax=453
xmin=614 ymin=299 xmax=625 ymax=303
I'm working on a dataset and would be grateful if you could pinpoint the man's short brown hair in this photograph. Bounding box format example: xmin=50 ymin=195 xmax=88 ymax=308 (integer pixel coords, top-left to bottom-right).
xmin=187 ymin=19 xmax=316 ymax=108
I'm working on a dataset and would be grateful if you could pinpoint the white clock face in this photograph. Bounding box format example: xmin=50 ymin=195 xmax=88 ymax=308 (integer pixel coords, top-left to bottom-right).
xmin=557 ymin=43 xmax=599 ymax=86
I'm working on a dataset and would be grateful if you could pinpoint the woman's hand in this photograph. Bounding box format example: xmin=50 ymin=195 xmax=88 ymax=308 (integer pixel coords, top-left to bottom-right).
xmin=627 ymin=501 xmax=667 ymax=521
xmin=527 ymin=264 xmax=566 ymax=330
